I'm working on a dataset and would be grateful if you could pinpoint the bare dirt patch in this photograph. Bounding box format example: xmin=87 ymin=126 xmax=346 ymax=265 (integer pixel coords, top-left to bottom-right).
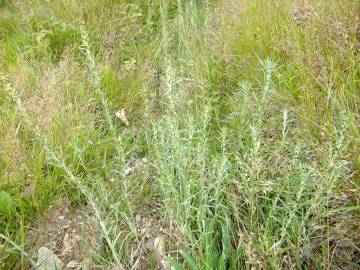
xmin=126 ymin=209 xmax=182 ymax=270
xmin=293 ymin=4 xmax=315 ymax=26
xmin=28 ymin=200 xmax=100 ymax=269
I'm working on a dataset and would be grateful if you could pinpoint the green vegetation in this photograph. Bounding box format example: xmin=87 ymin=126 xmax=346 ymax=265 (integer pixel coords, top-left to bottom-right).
xmin=0 ymin=0 xmax=359 ymax=269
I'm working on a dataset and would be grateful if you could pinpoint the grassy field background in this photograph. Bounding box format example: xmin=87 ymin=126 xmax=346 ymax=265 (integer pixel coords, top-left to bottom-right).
xmin=0 ymin=0 xmax=359 ymax=269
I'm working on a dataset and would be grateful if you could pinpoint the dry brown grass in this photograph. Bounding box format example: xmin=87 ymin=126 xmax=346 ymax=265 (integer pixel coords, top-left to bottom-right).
xmin=0 ymin=127 xmax=25 ymax=177
xmin=8 ymin=51 xmax=79 ymax=132
xmin=25 ymin=53 xmax=74 ymax=131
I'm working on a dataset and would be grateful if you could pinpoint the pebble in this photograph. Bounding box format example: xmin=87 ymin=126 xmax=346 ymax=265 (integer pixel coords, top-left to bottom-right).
xmin=34 ymin=247 xmax=64 ymax=270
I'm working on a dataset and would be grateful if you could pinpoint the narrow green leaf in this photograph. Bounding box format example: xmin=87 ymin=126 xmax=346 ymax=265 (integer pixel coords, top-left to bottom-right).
xmin=221 ymin=224 xmax=231 ymax=259
xmin=334 ymin=205 xmax=360 ymax=213
xmin=180 ymin=250 xmax=198 ymax=270
xmin=168 ymin=256 xmax=186 ymax=270
xmin=0 ymin=191 xmax=13 ymax=216
xmin=218 ymin=255 xmax=226 ymax=270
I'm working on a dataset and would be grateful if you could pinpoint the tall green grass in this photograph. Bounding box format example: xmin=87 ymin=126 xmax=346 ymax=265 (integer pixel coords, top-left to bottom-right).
xmin=0 ymin=0 xmax=359 ymax=269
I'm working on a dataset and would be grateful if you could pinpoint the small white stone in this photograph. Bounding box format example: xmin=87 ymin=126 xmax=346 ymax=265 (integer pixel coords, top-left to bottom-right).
xmin=66 ymin=260 xmax=80 ymax=269
xmin=35 ymin=247 xmax=64 ymax=270
xmin=135 ymin=214 xmax=142 ymax=223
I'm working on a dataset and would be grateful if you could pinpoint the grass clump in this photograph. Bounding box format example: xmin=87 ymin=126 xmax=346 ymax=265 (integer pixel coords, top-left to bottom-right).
xmin=0 ymin=0 xmax=359 ymax=269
